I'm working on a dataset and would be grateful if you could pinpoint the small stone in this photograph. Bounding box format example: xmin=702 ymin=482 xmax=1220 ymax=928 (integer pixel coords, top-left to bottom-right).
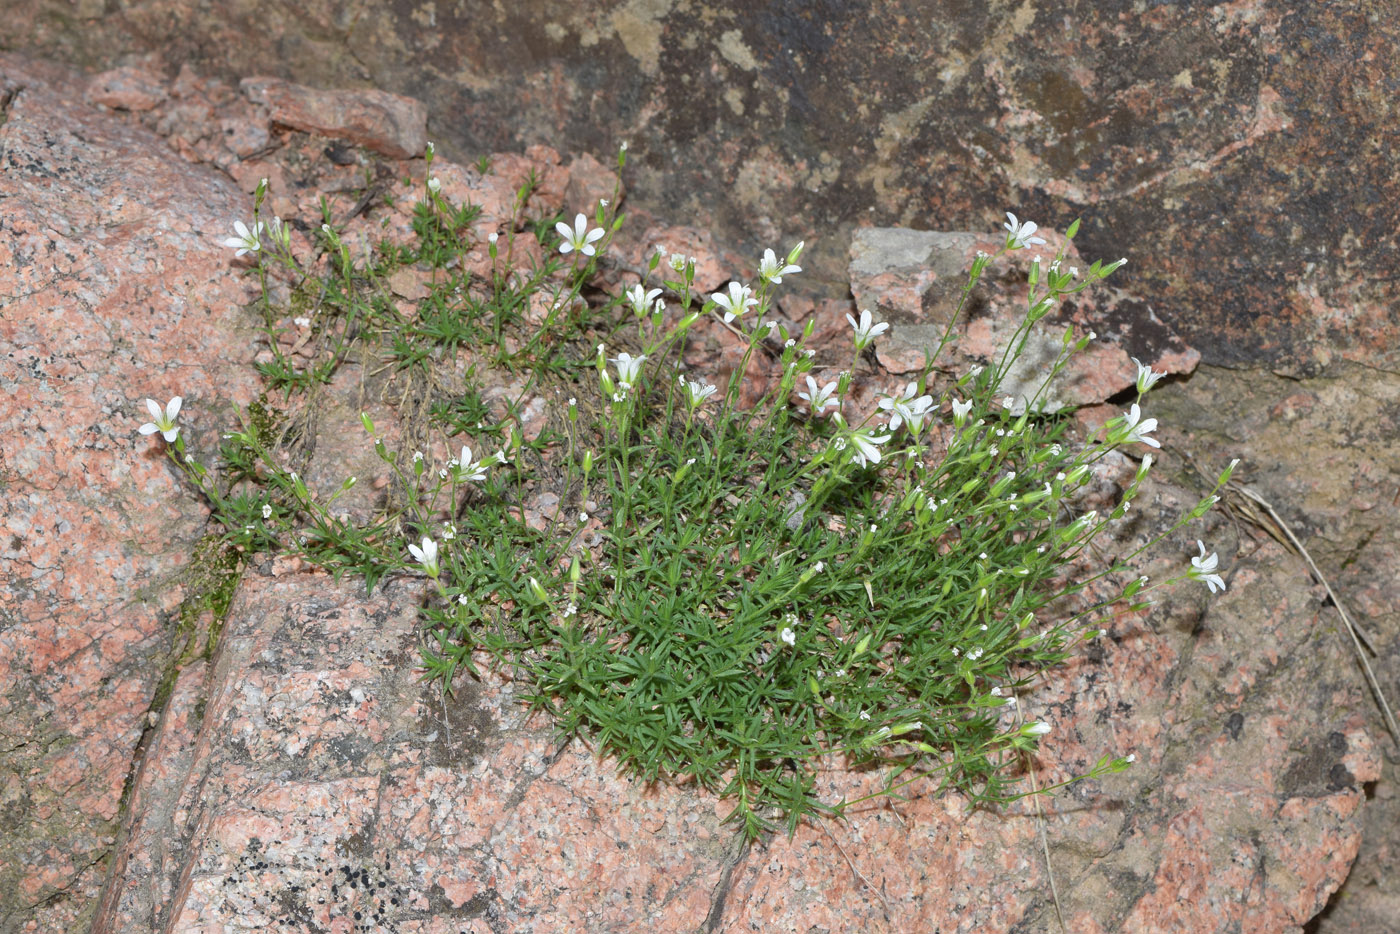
xmin=86 ymin=65 xmax=168 ymax=112
xmin=240 ymin=77 xmax=427 ymax=159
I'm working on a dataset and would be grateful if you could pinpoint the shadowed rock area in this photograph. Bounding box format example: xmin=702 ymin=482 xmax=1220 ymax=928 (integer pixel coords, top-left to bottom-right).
xmin=6 ymin=0 xmax=1400 ymax=375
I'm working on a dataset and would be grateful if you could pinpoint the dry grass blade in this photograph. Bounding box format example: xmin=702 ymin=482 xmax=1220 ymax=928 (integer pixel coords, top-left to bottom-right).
xmin=1012 ymin=698 xmax=1066 ymax=933
xmin=1027 ymin=754 xmax=1067 ymax=933
xmin=1228 ymin=481 xmax=1400 ymax=749
xmin=1183 ymin=452 xmax=1398 ymax=750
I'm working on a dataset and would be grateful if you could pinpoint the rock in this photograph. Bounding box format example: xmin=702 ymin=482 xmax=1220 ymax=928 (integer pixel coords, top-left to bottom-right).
xmin=86 ymin=65 xmax=167 ymax=111
xmin=1143 ymin=362 xmax=1400 ymax=934
xmin=2 ymin=47 xmax=1393 ymax=933
xmin=562 ymin=151 xmax=619 ymax=217
xmin=240 ymin=77 xmax=427 ymax=160
xmin=637 ymin=224 xmax=739 ymax=293
xmin=849 ymin=226 xmax=1201 ymax=412
xmin=0 ymin=54 xmax=261 ymax=934
xmin=91 ymin=519 xmax=1381 ymax=933
xmin=10 ymin=2 xmax=1397 ymax=373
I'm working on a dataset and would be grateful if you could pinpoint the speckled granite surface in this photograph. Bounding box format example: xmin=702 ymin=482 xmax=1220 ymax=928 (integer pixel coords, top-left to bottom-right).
xmin=0 ymin=54 xmax=263 ymax=933
xmin=91 ymin=540 xmax=1382 ymax=933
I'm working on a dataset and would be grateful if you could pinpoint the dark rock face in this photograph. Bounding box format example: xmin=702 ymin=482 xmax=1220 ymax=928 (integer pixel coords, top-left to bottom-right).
xmin=6 ymin=1 xmax=1398 ymax=373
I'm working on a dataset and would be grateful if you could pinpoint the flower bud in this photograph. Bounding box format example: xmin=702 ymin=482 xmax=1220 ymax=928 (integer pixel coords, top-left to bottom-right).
xmin=528 ymin=576 xmax=549 ymax=604
xmin=1219 ymin=457 xmax=1240 ymax=485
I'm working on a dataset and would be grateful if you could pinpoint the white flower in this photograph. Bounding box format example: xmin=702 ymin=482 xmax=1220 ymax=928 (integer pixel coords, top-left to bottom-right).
xmin=758 ymin=247 xmax=802 ymax=283
xmin=261 ymin=503 xmax=272 ymax=519
xmin=138 ymin=396 xmax=183 ymax=443
xmin=1188 ymin=540 xmax=1226 ymax=593
xmin=1132 ymin=357 xmax=1165 ymax=394
xmin=797 ymin=375 xmax=840 ymax=415
xmin=846 ymin=308 xmax=889 ymax=350
xmin=222 ymin=220 xmax=263 ymax=257
xmin=848 ymin=425 xmax=892 ymax=468
xmin=858 ymin=709 xmax=871 ymax=721
xmin=711 ymin=281 xmax=757 ymax=323
xmin=555 ymin=213 xmax=605 ymax=256
xmin=1126 ymin=753 xmax=1136 ymax=763
xmin=427 ymin=176 xmax=441 ymax=193
xmin=1121 ymin=403 xmax=1161 ymax=448
xmin=488 ymin=231 xmax=499 ymax=244
xmin=878 ymin=381 xmax=934 ymax=433
xmin=683 ymin=378 xmax=717 ymax=408
xmin=407 ymin=536 xmax=440 ymax=578
xmin=611 ymin=352 xmax=646 ymax=386
xmin=780 ymin=627 xmax=796 ymax=646
xmin=1023 ymin=721 xmax=1052 ymax=736
xmin=455 ymin=445 xmax=489 ymax=482
xmin=293 ymin=316 xmax=311 ymax=327
xmin=624 ymin=284 xmax=663 ymax=318
xmin=951 ymin=398 xmax=973 ymax=426
xmin=1003 ymin=212 xmax=1047 ymax=249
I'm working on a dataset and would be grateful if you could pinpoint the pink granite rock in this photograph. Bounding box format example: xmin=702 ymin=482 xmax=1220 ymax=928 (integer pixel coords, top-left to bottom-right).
xmin=91 ymin=517 xmax=1379 ymax=933
xmin=240 ymin=77 xmax=427 ymax=160
xmin=638 ymin=224 xmax=741 ymax=293
xmin=2 ymin=50 xmax=1389 ymax=934
xmin=0 ymin=54 xmax=262 ymax=933
xmin=86 ymin=64 xmax=167 ymax=111
xmin=1143 ymin=363 xmax=1400 ymax=934
xmin=849 ymin=226 xmax=1201 ymax=412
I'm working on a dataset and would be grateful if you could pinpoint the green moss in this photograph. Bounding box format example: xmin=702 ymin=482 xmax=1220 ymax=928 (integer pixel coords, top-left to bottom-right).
xmin=245 ymin=394 xmax=284 ymax=449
